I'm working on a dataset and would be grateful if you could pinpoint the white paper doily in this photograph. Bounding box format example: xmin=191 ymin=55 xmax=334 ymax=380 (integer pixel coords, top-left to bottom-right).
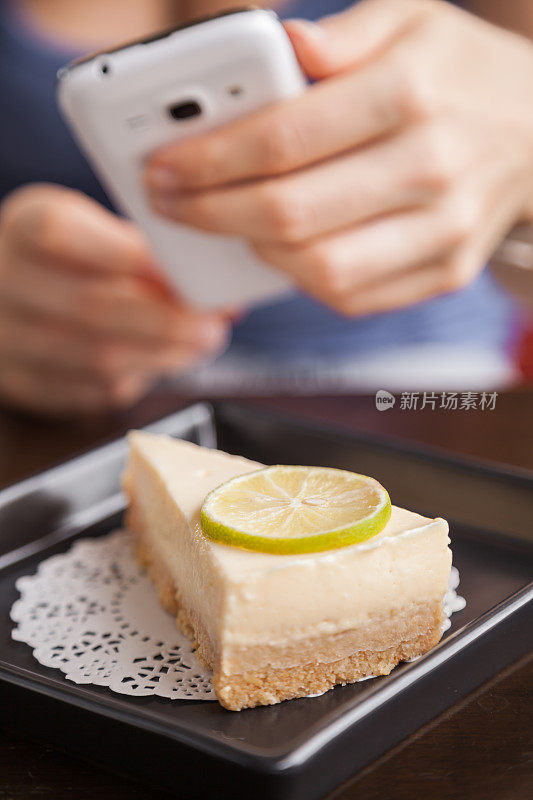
xmin=443 ymin=563 xmax=466 ymax=629
xmin=11 ymin=530 xmax=215 ymax=700
xmin=10 ymin=529 xmax=465 ymax=701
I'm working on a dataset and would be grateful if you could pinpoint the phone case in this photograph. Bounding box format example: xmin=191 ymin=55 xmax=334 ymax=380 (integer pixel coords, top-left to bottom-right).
xmin=57 ymin=9 xmax=307 ymax=309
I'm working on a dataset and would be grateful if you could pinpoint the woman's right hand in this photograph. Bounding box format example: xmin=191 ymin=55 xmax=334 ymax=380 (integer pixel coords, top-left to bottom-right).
xmin=0 ymin=184 xmax=231 ymax=415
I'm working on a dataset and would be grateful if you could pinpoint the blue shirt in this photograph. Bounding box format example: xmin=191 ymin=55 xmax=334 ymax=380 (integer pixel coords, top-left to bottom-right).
xmin=0 ymin=0 xmax=518 ymax=363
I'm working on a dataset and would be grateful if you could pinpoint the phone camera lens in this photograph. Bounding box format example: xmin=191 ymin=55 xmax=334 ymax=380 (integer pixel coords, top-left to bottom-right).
xmin=99 ymin=62 xmax=111 ymax=76
xmin=168 ymin=101 xmax=202 ymax=120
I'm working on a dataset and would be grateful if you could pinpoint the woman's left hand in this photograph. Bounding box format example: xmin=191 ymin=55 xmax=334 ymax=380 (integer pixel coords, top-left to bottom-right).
xmin=144 ymin=0 xmax=533 ymax=316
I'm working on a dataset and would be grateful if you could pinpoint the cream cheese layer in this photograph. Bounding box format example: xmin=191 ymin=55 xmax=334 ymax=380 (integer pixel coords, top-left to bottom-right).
xmin=125 ymin=433 xmax=451 ymax=662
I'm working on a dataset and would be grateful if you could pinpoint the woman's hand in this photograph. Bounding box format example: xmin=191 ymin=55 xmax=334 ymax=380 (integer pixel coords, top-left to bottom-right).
xmin=145 ymin=0 xmax=533 ymax=316
xmin=0 ymin=185 xmax=230 ymax=415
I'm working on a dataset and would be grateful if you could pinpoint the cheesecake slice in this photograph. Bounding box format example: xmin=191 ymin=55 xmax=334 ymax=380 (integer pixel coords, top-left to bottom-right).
xmin=122 ymin=431 xmax=452 ymax=711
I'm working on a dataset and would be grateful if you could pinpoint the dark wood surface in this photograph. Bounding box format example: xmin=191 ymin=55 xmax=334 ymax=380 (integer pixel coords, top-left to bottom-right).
xmin=0 ymin=388 xmax=532 ymax=800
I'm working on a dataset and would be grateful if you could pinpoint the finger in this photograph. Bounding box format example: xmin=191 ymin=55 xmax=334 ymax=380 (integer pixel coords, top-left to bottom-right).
xmin=252 ymin=202 xmax=468 ymax=300
xmin=324 ymin=158 xmax=529 ymax=315
xmin=0 ymin=362 xmax=150 ymax=416
xmin=445 ymin=159 xmax=533 ymax=295
xmin=0 ymin=260 xmax=230 ymax=349
xmin=285 ymin=0 xmax=427 ymax=79
xmin=2 ymin=184 xmax=157 ymax=278
xmin=334 ymin=260 xmax=453 ymax=316
xmin=145 ymin=54 xmax=418 ymax=193
xmin=0 ymin=308 xmax=220 ymax=379
xmin=151 ymin=128 xmax=440 ymax=242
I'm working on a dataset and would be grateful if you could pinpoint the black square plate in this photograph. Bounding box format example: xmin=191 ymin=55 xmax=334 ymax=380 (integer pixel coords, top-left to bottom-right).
xmin=1 ymin=402 xmax=532 ymax=800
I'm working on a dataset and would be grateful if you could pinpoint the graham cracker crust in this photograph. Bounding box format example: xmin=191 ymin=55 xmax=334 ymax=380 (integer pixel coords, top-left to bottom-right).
xmin=127 ymin=500 xmax=445 ymax=711
xmin=214 ymin=622 xmax=442 ymax=711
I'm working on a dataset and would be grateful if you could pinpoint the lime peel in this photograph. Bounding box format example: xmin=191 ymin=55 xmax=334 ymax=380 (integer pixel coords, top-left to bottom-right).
xmin=200 ymin=465 xmax=391 ymax=555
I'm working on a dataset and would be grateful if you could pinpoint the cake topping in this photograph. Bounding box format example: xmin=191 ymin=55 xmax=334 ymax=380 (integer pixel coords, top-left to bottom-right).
xmin=200 ymin=465 xmax=391 ymax=554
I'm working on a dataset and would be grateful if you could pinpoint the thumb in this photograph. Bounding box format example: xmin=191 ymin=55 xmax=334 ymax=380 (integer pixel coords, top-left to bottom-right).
xmin=284 ymin=0 xmax=426 ymax=80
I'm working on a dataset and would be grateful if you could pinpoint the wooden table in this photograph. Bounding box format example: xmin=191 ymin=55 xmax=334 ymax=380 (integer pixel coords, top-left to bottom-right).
xmin=1 ymin=389 xmax=532 ymax=800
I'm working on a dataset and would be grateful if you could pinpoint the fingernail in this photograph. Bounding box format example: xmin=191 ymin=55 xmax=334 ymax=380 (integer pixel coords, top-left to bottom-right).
xmin=146 ymin=165 xmax=179 ymax=191
xmin=285 ymin=18 xmax=327 ymax=41
xmin=199 ymin=319 xmax=228 ymax=349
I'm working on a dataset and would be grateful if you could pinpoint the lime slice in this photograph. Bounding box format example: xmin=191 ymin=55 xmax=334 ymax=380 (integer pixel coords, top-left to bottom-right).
xmin=200 ymin=465 xmax=391 ymax=554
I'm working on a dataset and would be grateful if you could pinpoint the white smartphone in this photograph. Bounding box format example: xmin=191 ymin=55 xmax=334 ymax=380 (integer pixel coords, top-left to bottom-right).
xmin=56 ymin=8 xmax=307 ymax=309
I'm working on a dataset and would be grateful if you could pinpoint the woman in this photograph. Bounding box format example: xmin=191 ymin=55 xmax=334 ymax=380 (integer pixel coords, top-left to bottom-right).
xmin=1 ymin=0 xmax=532 ymax=413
